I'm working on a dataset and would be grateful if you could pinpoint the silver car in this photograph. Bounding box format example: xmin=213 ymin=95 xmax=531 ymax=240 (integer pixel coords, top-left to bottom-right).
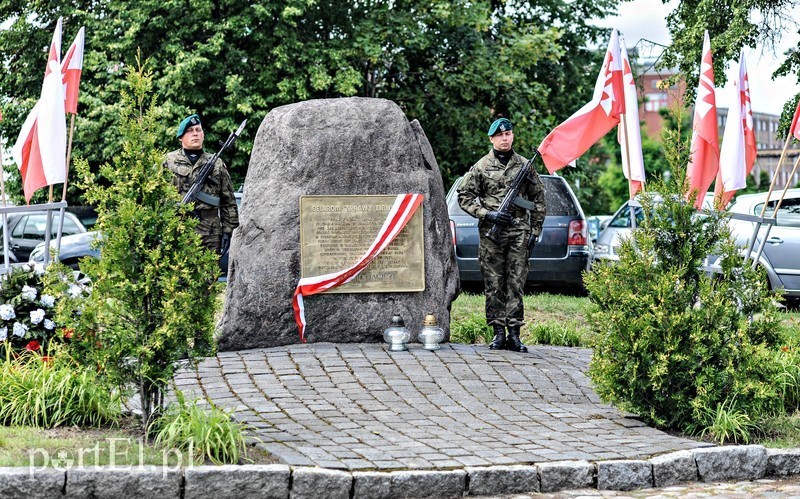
xmin=593 ymin=193 xmax=714 ymax=263
xmin=728 ymin=188 xmax=800 ymax=300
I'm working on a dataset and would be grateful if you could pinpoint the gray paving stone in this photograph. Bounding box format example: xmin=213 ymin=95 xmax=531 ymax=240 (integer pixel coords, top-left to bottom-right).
xmin=0 ymin=467 xmax=65 ymax=498
xmin=184 ymin=464 xmax=290 ymax=499
xmin=694 ymin=445 xmax=768 ymax=482
xmin=290 ymin=467 xmax=351 ymax=499
xmin=390 ymin=469 xmax=466 ymax=498
xmin=766 ymin=448 xmax=800 ymax=476
xmin=465 ymin=465 xmax=539 ymax=496
xmin=65 ymin=467 xmax=181 ymax=499
xmin=596 ymin=459 xmax=652 ymax=490
xmin=538 ymin=460 xmax=594 ymax=493
xmin=650 ymin=450 xmax=698 ymax=487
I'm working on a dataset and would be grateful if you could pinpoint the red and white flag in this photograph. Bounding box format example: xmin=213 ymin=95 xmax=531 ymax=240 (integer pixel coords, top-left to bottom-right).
xmin=617 ymin=38 xmax=646 ymax=198
xmin=686 ymin=31 xmax=720 ymax=209
xmin=789 ymin=98 xmax=800 ymax=142
xmin=539 ymin=29 xmax=625 ymax=173
xmin=11 ymin=18 xmax=67 ymax=203
xmin=715 ymin=52 xmax=756 ymax=208
xmin=60 ymin=26 xmax=85 ymax=114
xmin=292 ymin=193 xmax=424 ymax=342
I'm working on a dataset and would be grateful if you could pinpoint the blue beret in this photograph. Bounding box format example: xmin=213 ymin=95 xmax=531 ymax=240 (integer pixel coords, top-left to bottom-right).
xmin=488 ymin=118 xmax=513 ymax=136
xmin=176 ymin=114 xmax=202 ymax=138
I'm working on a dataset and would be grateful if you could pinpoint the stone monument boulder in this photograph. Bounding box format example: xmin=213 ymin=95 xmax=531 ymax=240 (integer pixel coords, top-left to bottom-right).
xmin=218 ymin=97 xmax=460 ymax=350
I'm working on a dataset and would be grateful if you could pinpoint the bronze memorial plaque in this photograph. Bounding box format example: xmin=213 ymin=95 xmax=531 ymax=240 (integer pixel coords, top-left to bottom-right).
xmin=300 ymin=195 xmax=425 ymax=293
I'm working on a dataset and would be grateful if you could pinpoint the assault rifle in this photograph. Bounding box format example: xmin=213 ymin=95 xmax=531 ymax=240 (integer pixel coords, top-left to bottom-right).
xmin=182 ymin=119 xmax=247 ymax=205
xmin=485 ymin=148 xmax=540 ymax=244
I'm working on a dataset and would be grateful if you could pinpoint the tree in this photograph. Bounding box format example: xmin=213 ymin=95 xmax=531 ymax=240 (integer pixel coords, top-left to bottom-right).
xmin=656 ymin=0 xmax=799 ymax=126
xmin=64 ymin=58 xmax=220 ymax=431
xmin=0 ymin=0 xmax=616 ymax=203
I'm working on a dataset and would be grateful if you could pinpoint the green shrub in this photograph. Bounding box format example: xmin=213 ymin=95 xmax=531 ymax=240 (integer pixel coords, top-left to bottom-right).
xmin=449 ymin=313 xmax=493 ymax=345
xmin=584 ymin=130 xmax=787 ymax=440
xmin=63 ymin=59 xmax=219 ymax=430
xmin=149 ymin=390 xmax=248 ymax=465
xmin=0 ymin=346 xmax=120 ymax=427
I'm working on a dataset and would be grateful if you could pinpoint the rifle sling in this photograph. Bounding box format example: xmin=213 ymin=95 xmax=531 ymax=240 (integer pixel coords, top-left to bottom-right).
xmin=194 ymin=191 xmax=221 ymax=207
xmin=512 ymin=196 xmax=535 ymax=211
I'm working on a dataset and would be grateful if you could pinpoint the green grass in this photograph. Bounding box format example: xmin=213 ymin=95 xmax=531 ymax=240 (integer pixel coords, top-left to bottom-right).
xmin=450 ymin=290 xmax=595 ymax=347
xmin=0 ymin=424 xmax=188 ymax=467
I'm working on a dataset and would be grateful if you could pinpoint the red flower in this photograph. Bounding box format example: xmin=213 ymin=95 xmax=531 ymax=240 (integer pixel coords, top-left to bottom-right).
xmin=25 ymin=340 xmax=41 ymax=351
xmin=781 ymin=346 xmax=790 ymax=353
xmin=62 ymin=328 xmax=75 ymax=339
xmin=41 ymin=356 xmax=53 ymax=364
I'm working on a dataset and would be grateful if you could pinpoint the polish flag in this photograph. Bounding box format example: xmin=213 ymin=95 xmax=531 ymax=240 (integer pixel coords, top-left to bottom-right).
xmin=617 ymin=38 xmax=646 ymax=198
xmin=715 ymin=52 xmax=756 ymax=208
xmin=789 ymin=98 xmax=800 ymax=142
xmin=61 ymin=27 xmax=85 ymax=114
xmin=539 ymin=29 xmax=625 ymax=173
xmin=10 ymin=19 xmax=67 ymax=203
xmin=686 ymin=31 xmax=720 ymax=209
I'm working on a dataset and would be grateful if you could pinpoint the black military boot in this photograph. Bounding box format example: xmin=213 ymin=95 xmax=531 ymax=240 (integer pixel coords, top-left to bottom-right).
xmin=488 ymin=325 xmax=506 ymax=350
xmin=506 ymin=325 xmax=528 ymax=353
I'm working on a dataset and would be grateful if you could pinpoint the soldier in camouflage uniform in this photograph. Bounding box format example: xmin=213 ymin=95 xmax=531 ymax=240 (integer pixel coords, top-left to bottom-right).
xmin=457 ymin=118 xmax=546 ymax=353
xmin=164 ymin=114 xmax=239 ymax=254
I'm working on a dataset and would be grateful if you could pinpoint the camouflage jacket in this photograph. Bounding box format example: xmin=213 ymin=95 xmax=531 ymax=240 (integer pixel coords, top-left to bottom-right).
xmin=457 ymin=149 xmax=546 ymax=234
xmin=163 ymin=149 xmax=240 ymax=234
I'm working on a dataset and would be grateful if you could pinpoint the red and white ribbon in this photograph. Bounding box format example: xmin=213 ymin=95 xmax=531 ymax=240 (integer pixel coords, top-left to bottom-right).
xmin=292 ymin=193 xmax=424 ymax=342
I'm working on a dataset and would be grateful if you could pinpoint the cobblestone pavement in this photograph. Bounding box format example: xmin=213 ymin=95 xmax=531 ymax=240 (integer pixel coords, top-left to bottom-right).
xmin=173 ymin=343 xmax=710 ymax=470
xmin=478 ymin=475 xmax=800 ymax=497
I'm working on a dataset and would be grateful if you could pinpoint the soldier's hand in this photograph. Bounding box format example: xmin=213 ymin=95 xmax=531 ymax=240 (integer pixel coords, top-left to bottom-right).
xmin=220 ymin=233 xmax=232 ymax=255
xmin=485 ymin=210 xmax=512 ymax=227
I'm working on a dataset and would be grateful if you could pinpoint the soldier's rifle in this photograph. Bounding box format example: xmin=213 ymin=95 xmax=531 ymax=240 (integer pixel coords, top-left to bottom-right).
xmin=182 ymin=119 xmax=247 ymax=205
xmin=485 ymin=148 xmax=540 ymax=244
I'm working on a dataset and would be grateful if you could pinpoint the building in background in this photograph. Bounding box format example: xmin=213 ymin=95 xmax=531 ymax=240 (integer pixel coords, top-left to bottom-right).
xmin=635 ymin=57 xmax=799 ymax=190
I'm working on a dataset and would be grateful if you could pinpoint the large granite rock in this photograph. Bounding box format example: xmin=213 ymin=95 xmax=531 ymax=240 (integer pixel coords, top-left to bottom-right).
xmin=218 ymin=97 xmax=459 ymax=350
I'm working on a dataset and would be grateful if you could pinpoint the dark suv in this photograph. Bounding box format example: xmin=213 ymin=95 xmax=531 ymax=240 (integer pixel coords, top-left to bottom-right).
xmin=446 ymin=174 xmax=591 ymax=291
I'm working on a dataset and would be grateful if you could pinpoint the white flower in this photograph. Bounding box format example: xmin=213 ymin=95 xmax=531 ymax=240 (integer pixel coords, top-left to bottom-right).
xmin=20 ymin=264 xmax=31 ymax=272
xmin=40 ymin=294 xmax=56 ymax=308
xmin=33 ymin=263 xmax=46 ymax=276
xmin=30 ymin=309 xmax=45 ymax=325
xmin=0 ymin=327 xmax=6 ymax=341
xmin=43 ymin=319 xmax=55 ymax=330
xmin=12 ymin=322 xmax=28 ymax=337
xmin=21 ymin=285 xmax=37 ymax=301
xmin=0 ymin=304 xmax=16 ymax=321
xmin=68 ymin=284 xmax=83 ymax=298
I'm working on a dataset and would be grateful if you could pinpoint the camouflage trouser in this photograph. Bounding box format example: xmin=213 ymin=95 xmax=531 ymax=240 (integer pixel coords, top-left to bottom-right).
xmin=478 ymin=223 xmax=531 ymax=327
xmin=196 ymin=212 xmax=222 ymax=253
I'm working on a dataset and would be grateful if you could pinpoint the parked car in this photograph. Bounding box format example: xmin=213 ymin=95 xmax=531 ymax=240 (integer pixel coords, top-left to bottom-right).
xmin=593 ymin=193 xmax=715 ymax=263
xmin=30 ymin=192 xmax=243 ymax=279
xmin=0 ymin=210 xmax=86 ymax=262
xmin=447 ymin=174 xmax=591 ymax=291
xmin=725 ymin=188 xmax=800 ymax=300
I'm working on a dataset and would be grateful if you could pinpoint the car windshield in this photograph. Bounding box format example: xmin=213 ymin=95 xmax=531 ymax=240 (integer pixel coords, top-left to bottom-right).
xmin=608 ymin=204 xmax=645 ymax=228
xmin=447 ymin=176 xmax=578 ymax=216
xmin=754 ymin=197 xmax=800 ymax=228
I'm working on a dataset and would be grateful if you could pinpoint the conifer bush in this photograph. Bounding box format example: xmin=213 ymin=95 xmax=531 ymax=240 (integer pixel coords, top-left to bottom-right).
xmin=584 ymin=125 xmax=790 ymax=440
xmin=61 ymin=58 xmax=220 ymax=431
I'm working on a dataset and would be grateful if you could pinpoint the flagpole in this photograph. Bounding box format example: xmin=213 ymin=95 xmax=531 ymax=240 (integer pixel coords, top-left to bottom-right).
xmin=743 ymin=130 xmax=793 ymax=262
xmin=0 ymin=146 xmax=8 ymax=270
xmin=54 ymin=112 xmax=75 ymax=263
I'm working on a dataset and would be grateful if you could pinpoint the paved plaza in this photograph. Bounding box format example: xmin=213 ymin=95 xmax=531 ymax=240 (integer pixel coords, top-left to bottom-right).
xmin=173 ymin=343 xmax=710 ymax=471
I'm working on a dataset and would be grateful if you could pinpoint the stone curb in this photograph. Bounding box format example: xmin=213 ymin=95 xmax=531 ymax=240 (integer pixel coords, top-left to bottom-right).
xmin=1 ymin=445 xmax=799 ymax=498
